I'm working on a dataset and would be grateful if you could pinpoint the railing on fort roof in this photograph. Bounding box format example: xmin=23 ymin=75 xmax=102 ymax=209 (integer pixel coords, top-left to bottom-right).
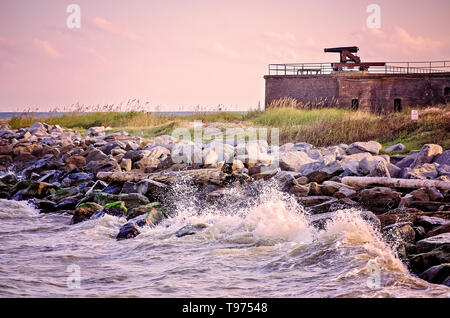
xmin=268 ymin=61 xmax=450 ymax=75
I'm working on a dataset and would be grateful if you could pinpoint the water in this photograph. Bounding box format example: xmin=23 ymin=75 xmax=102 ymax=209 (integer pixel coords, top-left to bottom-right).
xmin=0 ymin=111 xmax=249 ymax=121
xmin=0 ymin=182 xmax=449 ymax=298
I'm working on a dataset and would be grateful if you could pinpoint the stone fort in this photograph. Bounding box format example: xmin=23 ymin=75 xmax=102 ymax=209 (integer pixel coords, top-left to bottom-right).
xmin=264 ymin=46 xmax=450 ymax=113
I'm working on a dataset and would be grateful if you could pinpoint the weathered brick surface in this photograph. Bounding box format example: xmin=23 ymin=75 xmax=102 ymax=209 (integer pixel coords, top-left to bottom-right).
xmin=264 ymin=72 xmax=450 ymax=113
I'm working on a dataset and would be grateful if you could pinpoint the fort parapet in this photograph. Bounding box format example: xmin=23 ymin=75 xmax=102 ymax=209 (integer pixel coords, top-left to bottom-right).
xmin=264 ymin=47 xmax=450 ymax=113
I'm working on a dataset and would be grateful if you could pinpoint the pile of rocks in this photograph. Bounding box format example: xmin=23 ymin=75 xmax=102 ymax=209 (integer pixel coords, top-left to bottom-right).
xmin=0 ymin=122 xmax=449 ymax=286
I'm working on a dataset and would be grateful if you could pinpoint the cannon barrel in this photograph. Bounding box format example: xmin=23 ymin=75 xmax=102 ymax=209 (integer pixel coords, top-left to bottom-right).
xmin=324 ymin=46 xmax=359 ymax=53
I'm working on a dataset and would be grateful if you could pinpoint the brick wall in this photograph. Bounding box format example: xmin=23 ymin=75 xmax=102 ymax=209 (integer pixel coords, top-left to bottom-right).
xmin=264 ymin=72 xmax=450 ymax=113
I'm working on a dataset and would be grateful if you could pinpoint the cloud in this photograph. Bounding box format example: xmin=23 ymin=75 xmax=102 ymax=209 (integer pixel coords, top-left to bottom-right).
xmin=356 ymin=26 xmax=442 ymax=58
xmin=392 ymin=26 xmax=441 ymax=50
xmin=213 ymin=42 xmax=241 ymax=60
xmin=33 ymin=38 xmax=61 ymax=59
xmin=91 ymin=17 xmax=144 ymax=42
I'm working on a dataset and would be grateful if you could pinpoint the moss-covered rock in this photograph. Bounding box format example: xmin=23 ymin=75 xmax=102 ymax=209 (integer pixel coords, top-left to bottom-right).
xmin=103 ymin=201 xmax=127 ymax=216
xmin=126 ymin=202 xmax=160 ymax=220
xmin=71 ymin=202 xmax=103 ymax=224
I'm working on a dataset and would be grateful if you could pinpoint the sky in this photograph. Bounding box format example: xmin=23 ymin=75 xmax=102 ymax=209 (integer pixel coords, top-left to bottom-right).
xmin=0 ymin=0 xmax=449 ymax=111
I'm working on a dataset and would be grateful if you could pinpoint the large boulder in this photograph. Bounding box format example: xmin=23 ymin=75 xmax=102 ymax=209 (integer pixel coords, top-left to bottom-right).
xmin=71 ymin=202 xmax=103 ymax=224
xmin=419 ymin=263 xmax=450 ymax=285
xmin=416 ymin=233 xmax=450 ymax=253
xmin=406 ymin=163 xmax=439 ymax=179
xmin=411 ymin=144 xmax=443 ymax=169
xmin=116 ymin=223 xmax=140 ymax=240
xmin=433 ymin=150 xmax=450 ymax=166
xmin=409 ymin=245 xmax=450 ymax=273
xmin=299 ymin=161 xmax=343 ymax=183
xmin=279 ymin=151 xmax=315 ymax=172
xmin=357 ymin=187 xmax=402 ymax=214
xmin=346 ymin=141 xmax=382 ymax=155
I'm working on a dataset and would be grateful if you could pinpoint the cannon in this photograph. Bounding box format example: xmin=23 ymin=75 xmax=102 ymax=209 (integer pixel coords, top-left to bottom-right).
xmin=324 ymin=46 xmax=385 ymax=71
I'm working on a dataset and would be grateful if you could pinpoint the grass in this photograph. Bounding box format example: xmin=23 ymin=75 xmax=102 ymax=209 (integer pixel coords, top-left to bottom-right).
xmin=2 ymin=101 xmax=449 ymax=153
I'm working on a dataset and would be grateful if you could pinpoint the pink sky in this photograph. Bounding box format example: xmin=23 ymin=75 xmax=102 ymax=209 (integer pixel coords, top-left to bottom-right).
xmin=0 ymin=0 xmax=449 ymax=111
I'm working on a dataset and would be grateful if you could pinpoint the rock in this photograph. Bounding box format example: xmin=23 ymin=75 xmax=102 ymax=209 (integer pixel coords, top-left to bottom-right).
xmin=135 ymin=179 xmax=167 ymax=199
xmin=377 ymin=208 xmax=422 ymax=227
xmin=318 ymin=181 xmax=342 ymax=196
xmin=85 ymin=180 xmax=108 ymax=196
xmin=368 ymin=160 xmax=391 ymax=178
xmin=443 ymin=276 xmax=450 ymax=287
xmin=409 ymin=188 xmax=430 ymax=201
xmin=437 ymin=164 xmax=450 ymax=178
xmin=24 ymin=181 xmax=56 ymax=199
xmin=71 ymin=202 xmax=103 ymax=224
xmin=425 ymin=223 xmax=450 ymax=238
xmin=358 ymin=187 xmax=402 ymax=214
xmin=123 ymin=150 xmax=150 ymax=162
xmin=120 ymin=158 xmax=132 ymax=172
xmin=333 ymin=187 xmax=357 ymax=199
xmin=385 ymin=143 xmax=406 ymax=153
xmin=360 ymin=210 xmax=381 ymax=230
xmin=383 ymin=222 xmax=416 ymax=243
xmin=62 ymin=172 xmax=93 ymax=187
xmin=358 ymin=156 xmax=387 ymax=175
xmin=407 ymin=163 xmax=438 ymax=179
xmin=411 ymin=144 xmax=443 ymax=169
xmin=55 ymin=193 xmax=84 ymax=210
xmin=32 ymin=199 xmax=57 ymax=212
xmin=126 ymin=202 xmax=161 ymax=221
xmin=251 ymin=166 xmax=280 ymax=180
xmin=103 ymin=182 xmax=123 ymax=194
xmin=175 ymin=223 xmax=208 ymax=238
xmin=309 ymin=198 xmax=339 ymax=214
xmin=134 ymin=156 xmax=160 ymax=170
xmin=86 ymin=126 xmax=106 ymax=137
xmin=433 ymin=150 xmax=450 ymax=166
xmin=346 ymin=141 xmax=382 ymax=155
xmin=419 ymin=263 xmax=450 ymax=285
xmin=409 ymin=245 xmax=450 ymax=273
xmin=416 ymin=233 xmax=450 ymax=253
xmin=408 ymin=201 xmax=450 ymax=212
xmin=341 ymin=153 xmax=373 ymax=174
xmin=134 ymin=207 xmax=164 ymax=227
xmin=27 ymin=122 xmax=47 ymax=135
xmin=0 ymin=173 xmax=17 ymax=185
xmin=386 ymin=163 xmax=402 ymax=178
xmin=279 ymin=151 xmax=315 ymax=172
xmin=119 ymin=193 xmax=149 ymax=209
xmin=85 ymin=157 xmax=121 ymax=175
xmin=232 ymin=159 xmax=245 ymax=171
xmin=120 ymin=181 xmax=137 ymax=194
xmin=273 ymin=171 xmax=300 ymax=190
xmin=103 ymin=201 xmax=127 ymax=216
xmin=395 ymin=153 xmax=419 ymax=169
xmin=298 ymin=196 xmax=335 ymax=207
xmin=116 ymin=223 xmax=140 ymax=240
xmin=308 ymin=182 xmax=321 ymax=196
xmin=289 ymin=184 xmax=309 ymax=197
xmin=65 ymin=155 xmax=86 ymax=169
xmin=417 ymin=216 xmax=449 ymax=231
xmin=85 ymin=148 xmax=108 ymax=164
xmin=300 ymin=161 xmax=343 ymax=183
